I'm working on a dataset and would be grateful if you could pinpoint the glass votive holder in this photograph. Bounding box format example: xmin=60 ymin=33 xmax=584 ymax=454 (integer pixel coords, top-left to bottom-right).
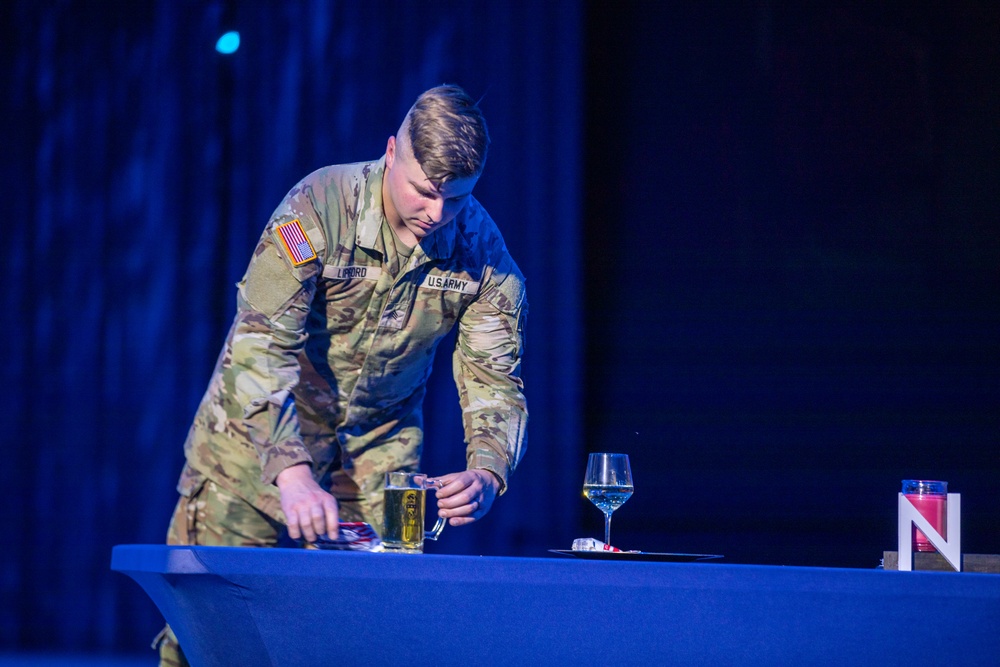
xmin=901 ymin=479 xmax=947 ymax=552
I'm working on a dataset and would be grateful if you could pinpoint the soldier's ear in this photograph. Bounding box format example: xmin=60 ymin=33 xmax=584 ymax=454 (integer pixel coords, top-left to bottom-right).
xmin=386 ymin=136 xmax=396 ymax=169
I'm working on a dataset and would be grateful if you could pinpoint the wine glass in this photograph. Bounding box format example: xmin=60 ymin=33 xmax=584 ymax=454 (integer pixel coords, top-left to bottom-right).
xmin=583 ymin=453 xmax=634 ymax=546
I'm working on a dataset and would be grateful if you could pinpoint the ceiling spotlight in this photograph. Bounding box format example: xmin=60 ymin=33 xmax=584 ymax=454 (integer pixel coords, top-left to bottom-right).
xmin=216 ymin=31 xmax=240 ymax=55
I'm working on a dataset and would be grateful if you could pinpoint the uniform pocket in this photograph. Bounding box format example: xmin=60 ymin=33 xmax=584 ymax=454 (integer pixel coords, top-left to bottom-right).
xmin=166 ymin=465 xmax=207 ymax=545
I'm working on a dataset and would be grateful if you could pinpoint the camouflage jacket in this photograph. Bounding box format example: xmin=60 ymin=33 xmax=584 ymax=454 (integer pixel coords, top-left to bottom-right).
xmin=180 ymin=158 xmax=528 ymax=526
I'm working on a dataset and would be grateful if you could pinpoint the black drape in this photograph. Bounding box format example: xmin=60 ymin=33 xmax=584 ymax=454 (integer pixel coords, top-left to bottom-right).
xmin=583 ymin=1 xmax=1000 ymax=567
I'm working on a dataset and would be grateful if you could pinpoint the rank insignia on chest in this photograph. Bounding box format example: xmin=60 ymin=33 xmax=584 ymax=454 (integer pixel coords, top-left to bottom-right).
xmin=275 ymin=219 xmax=317 ymax=266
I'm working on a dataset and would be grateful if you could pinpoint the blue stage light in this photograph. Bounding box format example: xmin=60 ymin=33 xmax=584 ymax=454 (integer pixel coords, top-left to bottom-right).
xmin=216 ymin=31 xmax=240 ymax=54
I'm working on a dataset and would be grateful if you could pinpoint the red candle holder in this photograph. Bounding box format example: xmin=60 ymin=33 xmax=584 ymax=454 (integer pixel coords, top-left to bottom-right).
xmin=902 ymin=480 xmax=947 ymax=553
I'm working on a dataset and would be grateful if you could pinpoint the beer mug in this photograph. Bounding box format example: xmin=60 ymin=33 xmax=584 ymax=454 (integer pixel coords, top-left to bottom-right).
xmin=382 ymin=472 xmax=446 ymax=553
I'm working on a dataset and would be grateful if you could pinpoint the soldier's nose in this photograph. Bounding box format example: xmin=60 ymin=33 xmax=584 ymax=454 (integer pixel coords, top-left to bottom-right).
xmin=425 ymin=200 xmax=444 ymax=223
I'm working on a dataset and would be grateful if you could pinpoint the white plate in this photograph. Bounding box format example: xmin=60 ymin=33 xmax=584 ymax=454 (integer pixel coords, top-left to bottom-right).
xmin=548 ymin=549 xmax=723 ymax=562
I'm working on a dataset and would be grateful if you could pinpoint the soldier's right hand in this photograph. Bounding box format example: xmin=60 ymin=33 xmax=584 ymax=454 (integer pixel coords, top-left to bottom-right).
xmin=275 ymin=463 xmax=339 ymax=542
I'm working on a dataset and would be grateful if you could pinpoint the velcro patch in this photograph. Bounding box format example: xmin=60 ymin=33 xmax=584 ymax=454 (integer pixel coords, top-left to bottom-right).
xmin=323 ymin=265 xmax=382 ymax=281
xmin=419 ymin=273 xmax=480 ymax=295
xmin=275 ymin=219 xmax=317 ymax=266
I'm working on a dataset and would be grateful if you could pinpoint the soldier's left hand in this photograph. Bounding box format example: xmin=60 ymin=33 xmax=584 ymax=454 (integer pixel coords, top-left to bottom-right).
xmin=432 ymin=469 xmax=500 ymax=526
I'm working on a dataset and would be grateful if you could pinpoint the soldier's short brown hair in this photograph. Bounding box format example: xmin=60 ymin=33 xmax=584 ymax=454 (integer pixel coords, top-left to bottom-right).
xmin=403 ymin=85 xmax=490 ymax=186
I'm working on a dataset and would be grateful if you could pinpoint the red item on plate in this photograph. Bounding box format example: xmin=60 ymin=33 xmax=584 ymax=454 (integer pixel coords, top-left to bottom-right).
xmin=308 ymin=522 xmax=383 ymax=551
xmin=572 ymin=537 xmax=623 ymax=553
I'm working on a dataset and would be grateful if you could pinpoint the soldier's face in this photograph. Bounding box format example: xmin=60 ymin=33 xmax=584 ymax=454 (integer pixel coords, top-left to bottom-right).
xmin=383 ymin=135 xmax=478 ymax=242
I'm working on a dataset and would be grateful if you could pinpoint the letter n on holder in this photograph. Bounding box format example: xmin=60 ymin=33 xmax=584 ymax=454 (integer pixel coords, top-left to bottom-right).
xmin=897 ymin=493 xmax=962 ymax=571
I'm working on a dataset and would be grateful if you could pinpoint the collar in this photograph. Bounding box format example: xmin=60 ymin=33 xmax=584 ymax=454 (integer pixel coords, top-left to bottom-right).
xmin=355 ymin=157 xmax=387 ymax=251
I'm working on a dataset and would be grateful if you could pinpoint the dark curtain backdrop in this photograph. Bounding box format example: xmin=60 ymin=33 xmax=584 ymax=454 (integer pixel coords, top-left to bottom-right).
xmin=584 ymin=1 xmax=999 ymax=568
xmin=2 ymin=0 xmax=582 ymax=654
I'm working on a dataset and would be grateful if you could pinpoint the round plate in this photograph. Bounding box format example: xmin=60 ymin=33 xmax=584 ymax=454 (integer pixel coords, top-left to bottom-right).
xmin=548 ymin=549 xmax=723 ymax=562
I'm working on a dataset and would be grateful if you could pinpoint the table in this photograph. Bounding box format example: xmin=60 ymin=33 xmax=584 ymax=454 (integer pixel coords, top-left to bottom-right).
xmin=111 ymin=545 xmax=1000 ymax=666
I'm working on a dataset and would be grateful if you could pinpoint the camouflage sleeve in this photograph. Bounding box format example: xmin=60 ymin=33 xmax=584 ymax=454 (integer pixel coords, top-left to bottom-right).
xmin=453 ymin=252 xmax=528 ymax=495
xmin=231 ymin=212 xmax=325 ymax=485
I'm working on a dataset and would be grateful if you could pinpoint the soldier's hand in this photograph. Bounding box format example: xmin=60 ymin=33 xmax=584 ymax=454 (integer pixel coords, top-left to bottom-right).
xmin=275 ymin=463 xmax=339 ymax=542
xmin=431 ymin=469 xmax=500 ymax=526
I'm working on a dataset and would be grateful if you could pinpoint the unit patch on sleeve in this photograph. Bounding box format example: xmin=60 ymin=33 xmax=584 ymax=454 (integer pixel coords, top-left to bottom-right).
xmin=275 ymin=219 xmax=317 ymax=266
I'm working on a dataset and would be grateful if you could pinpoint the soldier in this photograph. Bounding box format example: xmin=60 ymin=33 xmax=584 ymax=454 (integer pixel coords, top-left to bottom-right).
xmin=156 ymin=84 xmax=527 ymax=666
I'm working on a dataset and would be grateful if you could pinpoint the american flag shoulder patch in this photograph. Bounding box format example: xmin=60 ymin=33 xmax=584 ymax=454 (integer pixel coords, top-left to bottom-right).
xmin=275 ymin=219 xmax=317 ymax=267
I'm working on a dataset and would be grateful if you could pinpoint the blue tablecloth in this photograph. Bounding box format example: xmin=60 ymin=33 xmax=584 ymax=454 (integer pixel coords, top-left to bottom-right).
xmin=112 ymin=545 xmax=1000 ymax=666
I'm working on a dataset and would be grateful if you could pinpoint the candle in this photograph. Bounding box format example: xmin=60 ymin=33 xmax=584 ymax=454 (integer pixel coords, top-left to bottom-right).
xmin=902 ymin=480 xmax=947 ymax=553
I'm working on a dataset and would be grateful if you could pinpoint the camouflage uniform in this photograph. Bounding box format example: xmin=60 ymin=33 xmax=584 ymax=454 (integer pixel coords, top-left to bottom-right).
xmin=176 ymin=156 xmax=527 ymax=533
xmin=157 ymin=472 xmax=292 ymax=666
xmin=157 ymin=156 xmax=527 ymax=664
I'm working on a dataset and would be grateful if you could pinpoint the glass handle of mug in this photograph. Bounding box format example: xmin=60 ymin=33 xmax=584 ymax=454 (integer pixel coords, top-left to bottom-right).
xmin=424 ymin=478 xmax=446 ymax=541
xmin=426 ymin=516 xmax=446 ymax=541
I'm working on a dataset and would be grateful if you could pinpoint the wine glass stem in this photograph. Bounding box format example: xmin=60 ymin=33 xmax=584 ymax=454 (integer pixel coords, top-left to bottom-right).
xmin=604 ymin=511 xmax=612 ymax=545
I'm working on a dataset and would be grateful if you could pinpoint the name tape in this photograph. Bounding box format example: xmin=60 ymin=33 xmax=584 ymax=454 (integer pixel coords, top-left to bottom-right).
xmin=323 ymin=265 xmax=382 ymax=281
xmin=322 ymin=264 xmax=479 ymax=295
xmin=419 ymin=274 xmax=480 ymax=295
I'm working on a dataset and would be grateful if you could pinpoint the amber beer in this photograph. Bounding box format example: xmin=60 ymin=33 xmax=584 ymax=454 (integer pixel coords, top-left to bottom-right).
xmin=383 ymin=487 xmax=426 ymax=551
xmin=382 ymin=472 xmax=446 ymax=552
